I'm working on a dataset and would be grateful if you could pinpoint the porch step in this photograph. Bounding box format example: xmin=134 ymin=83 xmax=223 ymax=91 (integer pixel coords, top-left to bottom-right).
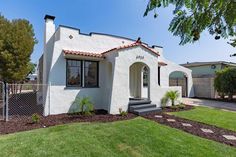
xmin=128 ymin=100 xmax=152 ymax=106
xmin=133 ymin=107 xmax=162 ymax=116
xmin=129 ymin=98 xmax=161 ymax=115
xmin=129 ymin=104 xmax=156 ymax=112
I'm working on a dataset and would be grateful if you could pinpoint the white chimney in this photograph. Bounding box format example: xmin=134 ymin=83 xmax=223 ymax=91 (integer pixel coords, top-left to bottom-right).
xmin=44 ymin=15 xmax=55 ymax=45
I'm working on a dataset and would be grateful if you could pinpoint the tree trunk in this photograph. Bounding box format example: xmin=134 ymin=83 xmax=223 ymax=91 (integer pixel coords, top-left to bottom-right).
xmin=220 ymin=93 xmax=225 ymax=99
xmin=171 ymin=99 xmax=175 ymax=106
xmin=228 ymin=93 xmax=233 ymax=101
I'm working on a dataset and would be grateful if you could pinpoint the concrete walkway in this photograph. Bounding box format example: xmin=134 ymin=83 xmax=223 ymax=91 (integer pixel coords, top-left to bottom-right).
xmin=182 ymin=98 xmax=236 ymax=111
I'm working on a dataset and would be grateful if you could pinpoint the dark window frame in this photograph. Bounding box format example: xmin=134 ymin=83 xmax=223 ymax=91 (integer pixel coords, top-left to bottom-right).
xmin=84 ymin=60 xmax=99 ymax=88
xmin=158 ymin=66 xmax=161 ymax=86
xmin=66 ymin=59 xmax=82 ymax=87
xmin=143 ymin=66 xmax=149 ymax=87
xmin=66 ymin=59 xmax=99 ymax=88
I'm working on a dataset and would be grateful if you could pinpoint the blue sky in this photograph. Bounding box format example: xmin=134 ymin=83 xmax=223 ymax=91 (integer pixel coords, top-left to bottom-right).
xmin=0 ymin=0 xmax=235 ymax=64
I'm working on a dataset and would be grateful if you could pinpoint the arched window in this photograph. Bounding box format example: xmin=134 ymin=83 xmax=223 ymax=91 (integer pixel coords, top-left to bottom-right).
xmin=143 ymin=66 xmax=149 ymax=87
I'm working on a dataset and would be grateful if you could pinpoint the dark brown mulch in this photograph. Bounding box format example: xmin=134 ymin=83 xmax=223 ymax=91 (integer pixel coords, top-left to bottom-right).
xmin=144 ymin=112 xmax=236 ymax=147
xmin=0 ymin=110 xmax=136 ymax=135
xmin=161 ymin=105 xmax=194 ymax=112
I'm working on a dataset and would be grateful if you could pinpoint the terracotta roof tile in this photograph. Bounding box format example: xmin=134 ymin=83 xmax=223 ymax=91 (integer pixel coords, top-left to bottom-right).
xmin=102 ymin=42 xmax=160 ymax=56
xmin=158 ymin=61 xmax=167 ymax=66
xmin=63 ymin=50 xmax=104 ymax=58
xmin=63 ymin=41 xmax=160 ymax=58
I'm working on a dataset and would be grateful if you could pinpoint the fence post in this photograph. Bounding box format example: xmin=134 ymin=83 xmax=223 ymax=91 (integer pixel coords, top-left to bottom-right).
xmin=48 ymin=82 xmax=51 ymax=115
xmin=2 ymin=82 xmax=5 ymax=120
xmin=5 ymin=83 xmax=9 ymax=121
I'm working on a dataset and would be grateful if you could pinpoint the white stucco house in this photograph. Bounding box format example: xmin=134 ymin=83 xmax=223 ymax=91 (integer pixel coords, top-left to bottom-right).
xmin=39 ymin=15 xmax=194 ymax=116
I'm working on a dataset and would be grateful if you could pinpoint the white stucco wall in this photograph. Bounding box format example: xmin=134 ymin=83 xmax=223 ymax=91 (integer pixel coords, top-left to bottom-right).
xmin=153 ymin=46 xmax=194 ymax=98
xmin=42 ymin=20 xmax=193 ymax=115
xmin=105 ymin=46 xmax=183 ymax=114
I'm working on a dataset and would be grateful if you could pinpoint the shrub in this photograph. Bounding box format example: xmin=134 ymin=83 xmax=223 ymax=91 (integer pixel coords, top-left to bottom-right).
xmin=73 ymin=97 xmax=94 ymax=115
xmin=178 ymin=104 xmax=186 ymax=109
xmin=31 ymin=113 xmax=40 ymax=123
xmin=161 ymin=96 xmax=168 ymax=108
xmin=214 ymin=68 xmax=236 ymax=100
xmin=119 ymin=108 xmax=128 ymax=116
xmin=170 ymin=105 xmax=178 ymax=109
xmin=161 ymin=90 xmax=180 ymax=106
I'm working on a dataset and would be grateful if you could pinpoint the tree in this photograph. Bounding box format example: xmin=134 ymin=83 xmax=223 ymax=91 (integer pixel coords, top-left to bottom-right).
xmin=0 ymin=14 xmax=37 ymax=83
xmin=27 ymin=62 xmax=37 ymax=75
xmin=214 ymin=68 xmax=236 ymax=100
xmin=144 ymin=0 xmax=236 ymax=46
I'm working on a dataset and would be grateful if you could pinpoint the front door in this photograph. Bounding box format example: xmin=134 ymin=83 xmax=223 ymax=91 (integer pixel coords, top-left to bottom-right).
xmin=129 ymin=62 xmax=150 ymax=99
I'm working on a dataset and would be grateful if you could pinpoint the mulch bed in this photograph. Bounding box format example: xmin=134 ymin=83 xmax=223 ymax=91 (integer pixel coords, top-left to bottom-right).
xmin=0 ymin=110 xmax=136 ymax=135
xmin=144 ymin=112 xmax=236 ymax=147
xmin=161 ymin=105 xmax=194 ymax=112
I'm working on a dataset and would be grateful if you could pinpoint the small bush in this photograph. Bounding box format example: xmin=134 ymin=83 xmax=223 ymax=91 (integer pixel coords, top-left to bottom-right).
xmin=178 ymin=104 xmax=186 ymax=109
xmin=119 ymin=108 xmax=128 ymax=116
xmin=161 ymin=96 xmax=168 ymax=108
xmin=31 ymin=113 xmax=40 ymax=123
xmin=170 ymin=105 xmax=178 ymax=110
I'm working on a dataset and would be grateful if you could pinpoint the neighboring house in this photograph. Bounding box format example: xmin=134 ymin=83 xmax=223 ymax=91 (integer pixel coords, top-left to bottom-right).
xmin=181 ymin=61 xmax=236 ymax=98
xmin=26 ymin=73 xmax=37 ymax=81
xmin=39 ymin=15 xmax=194 ymax=116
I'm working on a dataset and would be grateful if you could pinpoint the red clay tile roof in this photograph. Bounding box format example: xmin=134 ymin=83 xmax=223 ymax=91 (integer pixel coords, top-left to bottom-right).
xmin=158 ymin=61 xmax=167 ymax=66
xmin=63 ymin=41 xmax=160 ymax=58
xmin=102 ymin=42 xmax=160 ymax=56
xmin=63 ymin=50 xmax=104 ymax=58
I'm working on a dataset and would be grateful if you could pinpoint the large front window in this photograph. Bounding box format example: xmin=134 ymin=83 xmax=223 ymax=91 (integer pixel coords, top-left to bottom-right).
xmin=66 ymin=59 xmax=99 ymax=87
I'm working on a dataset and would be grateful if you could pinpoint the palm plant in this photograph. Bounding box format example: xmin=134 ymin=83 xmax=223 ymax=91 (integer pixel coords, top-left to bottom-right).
xmin=161 ymin=90 xmax=180 ymax=107
xmin=73 ymin=97 xmax=94 ymax=115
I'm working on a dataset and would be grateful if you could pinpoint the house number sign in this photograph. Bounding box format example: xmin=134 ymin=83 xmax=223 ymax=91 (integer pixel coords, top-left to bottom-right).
xmin=136 ymin=55 xmax=144 ymax=60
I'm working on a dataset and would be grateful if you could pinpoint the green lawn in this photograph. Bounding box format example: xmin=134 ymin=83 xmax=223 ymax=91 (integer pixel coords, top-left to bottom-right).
xmin=0 ymin=118 xmax=236 ymax=157
xmin=171 ymin=106 xmax=236 ymax=131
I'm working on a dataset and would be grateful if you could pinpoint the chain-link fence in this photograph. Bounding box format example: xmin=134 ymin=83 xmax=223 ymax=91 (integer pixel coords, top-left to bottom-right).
xmin=0 ymin=82 xmax=4 ymax=120
xmin=3 ymin=83 xmax=47 ymax=121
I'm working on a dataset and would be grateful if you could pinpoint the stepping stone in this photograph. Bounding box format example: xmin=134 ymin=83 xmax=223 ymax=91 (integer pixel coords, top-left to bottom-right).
xmin=167 ymin=119 xmax=176 ymax=122
xmin=154 ymin=115 xmax=163 ymax=118
xmin=201 ymin=128 xmax=214 ymax=133
xmin=223 ymin=135 xmax=236 ymax=140
xmin=182 ymin=123 xmax=192 ymax=127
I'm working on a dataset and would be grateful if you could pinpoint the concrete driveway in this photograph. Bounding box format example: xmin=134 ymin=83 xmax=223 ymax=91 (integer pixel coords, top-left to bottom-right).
xmin=182 ymin=98 xmax=236 ymax=111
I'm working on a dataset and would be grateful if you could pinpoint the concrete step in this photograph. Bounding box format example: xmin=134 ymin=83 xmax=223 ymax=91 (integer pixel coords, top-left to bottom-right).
xmin=133 ymin=107 xmax=161 ymax=116
xmin=129 ymin=104 xmax=156 ymax=112
xmin=129 ymin=100 xmax=152 ymax=105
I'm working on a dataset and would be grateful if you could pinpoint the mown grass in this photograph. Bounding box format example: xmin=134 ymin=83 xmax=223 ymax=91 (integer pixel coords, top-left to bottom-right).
xmin=171 ymin=106 xmax=236 ymax=131
xmin=0 ymin=117 xmax=236 ymax=157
